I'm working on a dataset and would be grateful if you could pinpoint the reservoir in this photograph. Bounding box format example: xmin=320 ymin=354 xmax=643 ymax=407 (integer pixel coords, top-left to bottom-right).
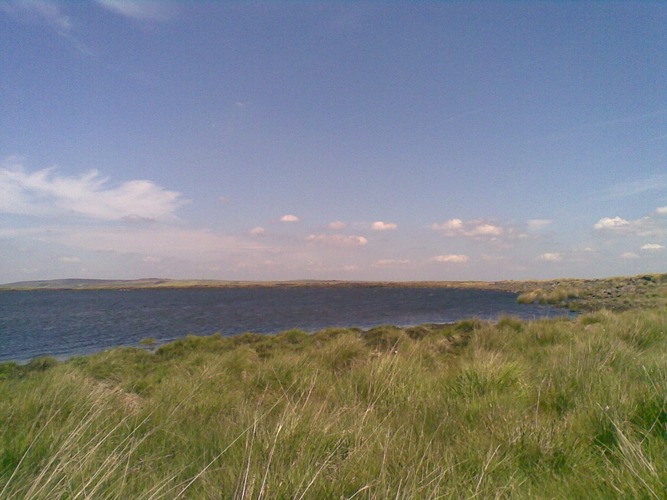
xmin=0 ymin=286 xmax=567 ymax=363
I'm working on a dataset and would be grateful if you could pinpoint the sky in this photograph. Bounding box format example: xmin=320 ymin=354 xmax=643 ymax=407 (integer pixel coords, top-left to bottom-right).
xmin=0 ymin=1 xmax=665 ymax=283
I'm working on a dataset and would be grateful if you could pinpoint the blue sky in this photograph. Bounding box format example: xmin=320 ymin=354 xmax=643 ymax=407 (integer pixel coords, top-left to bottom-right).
xmin=0 ymin=1 xmax=665 ymax=283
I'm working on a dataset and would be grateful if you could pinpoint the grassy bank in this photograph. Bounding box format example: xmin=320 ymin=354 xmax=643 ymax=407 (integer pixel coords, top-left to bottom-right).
xmin=1 ymin=308 xmax=665 ymax=498
xmin=513 ymin=273 xmax=667 ymax=311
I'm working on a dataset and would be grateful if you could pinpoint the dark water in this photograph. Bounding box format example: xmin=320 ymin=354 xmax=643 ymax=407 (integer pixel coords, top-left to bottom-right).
xmin=0 ymin=287 xmax=567 ymax=363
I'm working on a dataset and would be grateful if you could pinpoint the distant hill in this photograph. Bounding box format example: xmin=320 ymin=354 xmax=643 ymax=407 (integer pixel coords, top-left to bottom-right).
xmin=0 ymin=278 xmax=362 ymax=290
xmin=2 ymin=274 xmax=665 ymax=312
xmin=0 ymin=278 xmax=177 ymax=290
xmin=0 ymin=277 xmax=496 ymax=291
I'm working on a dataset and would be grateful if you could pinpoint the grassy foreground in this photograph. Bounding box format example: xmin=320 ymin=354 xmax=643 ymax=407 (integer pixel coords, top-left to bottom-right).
xmin=1 ymin=308 xmax=666 ymax=498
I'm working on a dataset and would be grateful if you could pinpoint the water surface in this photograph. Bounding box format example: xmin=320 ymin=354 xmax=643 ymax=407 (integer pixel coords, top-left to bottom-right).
xmin=0 ymin=287 xmax=567 ymax=362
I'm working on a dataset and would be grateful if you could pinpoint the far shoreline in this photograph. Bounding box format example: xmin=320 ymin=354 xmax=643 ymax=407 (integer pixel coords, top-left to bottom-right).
xmin=1 ymin=274 xmax=665 ymax=311
xmin=2 ymin=273 xmax=663 ymax=292
xmin=0 ymin=277 xmax=516 ymax=292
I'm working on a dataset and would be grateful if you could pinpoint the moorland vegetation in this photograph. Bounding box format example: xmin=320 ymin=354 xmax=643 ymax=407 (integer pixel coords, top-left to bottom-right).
xmin=0 ymin=275 xmax=665 ymax=498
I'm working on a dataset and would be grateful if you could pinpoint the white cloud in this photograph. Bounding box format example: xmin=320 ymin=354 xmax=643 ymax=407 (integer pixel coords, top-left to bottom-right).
xmin=249 ymin=226 xmax=265 ymax=236
xmin=142 ymin=256 xmax=161 ymax=263
xmin=431 ymin=219 xmax=463 ymax=234
xmin=641 ymin=243 xmax=665 ymax=251
xmin=538 ymin=253 xmax=562 ymax=262
xmin=468 ymin=223 xmax=502 ymax=237
xmin=621 ymin=252 xmax=640 ymax=260
xmin=0 ymin=164 xmax=185 ymax=221
xmin=657 ymin=206 xmax=667 ymax=215
xmin=280 ymin=214 xmax=299 ymax=222
xmin=594 ymin=216 xmax=629 ymax=230
xmin=328 ymin=221 xmax=347 ymax=230
xmin=593 ymin=213 xmax=665 ymax=237
xmin=432 ymin=219 xmax=503 ymax=238
xmin=371 ymin=221 xmax=397 ymax=231
xmin=527 ymin=219 xmax=552 ymax=230
xmin=96 ymin=0 xmax=177 ymax=22
xmin=432 ymin=254 xmax=469 ymax=263
xmin=306 ymin=234 xmax=368 ymax=247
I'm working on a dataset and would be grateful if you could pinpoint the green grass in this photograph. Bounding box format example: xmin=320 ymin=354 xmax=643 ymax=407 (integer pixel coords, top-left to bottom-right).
xmin=1 ymin=309 xmax=665 ymax=498
xmin=514 ymin=273 xmax=667 ymax=311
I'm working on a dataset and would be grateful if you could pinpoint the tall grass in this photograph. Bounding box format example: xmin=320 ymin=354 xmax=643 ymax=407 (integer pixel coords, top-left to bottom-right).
xmin=1 ymin=309 xmax=665 ymax=498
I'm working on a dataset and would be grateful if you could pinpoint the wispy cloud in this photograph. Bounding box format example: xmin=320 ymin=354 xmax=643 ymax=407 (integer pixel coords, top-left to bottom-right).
xmin=597 ymin=173 xmax=667 ymax=200
xmin=43 ymin=225 xmax=266 ymax=261
xmin=431 ymin=254 xmax=469 ymax=263
xmin=527 ymin=219 xmax=552 ymax=231
xmin=306 ymin=234 xmax=368 ymax=247
xmin=1 ymin=0 xmax=72 ymax=33
xmin=373 ymin=259 xmax=411 ymax=267
xmin=249 ymin=226 xmax=265 ymax=236
xmin=0 ymin=162 xmax=185 ymax=221
xmin=371 ymin=221 xmax=397 ymax=231
xmin=538 ymin=109 xmax=667 ymax=146
xmin=280 ymin=214 xmax=299 ymax=222
xmin=621 ymin=252 xmax=640 ymax=260
xmin=1 ymin=0 xmax=92 ymax=54
xmin=96 ymin=0 xmax=177 ymax=22
xmin=59 ymin=256 xmax=81 ymax=263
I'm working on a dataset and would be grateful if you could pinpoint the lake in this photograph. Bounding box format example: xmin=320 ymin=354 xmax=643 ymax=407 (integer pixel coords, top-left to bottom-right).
xmin=0 ymin=286 xmax=567 ymax=363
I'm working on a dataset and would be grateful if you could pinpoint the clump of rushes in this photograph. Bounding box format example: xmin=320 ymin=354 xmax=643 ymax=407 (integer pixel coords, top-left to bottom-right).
xmin=496 ymin=315 xmax=524 ymax=332
xmin=0 ymin=308 xmax=665 ymax=498
xmin=517 ymin=290 xmax=538 ymax=304
xmin=455 ymin=317 xmax=483 ymax=332
xmin=517 ymin=287 xmax=580 ymax=305
xmin=360 ymin=325 xmax=405 ymax=350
